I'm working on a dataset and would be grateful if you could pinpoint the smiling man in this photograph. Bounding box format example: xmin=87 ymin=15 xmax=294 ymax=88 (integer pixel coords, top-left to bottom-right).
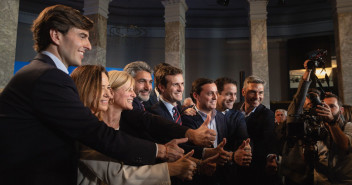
xmin=0 ymin=5 xmax=163 ymax=185
xmin=239 ymin=75 xmax=276 ymax=185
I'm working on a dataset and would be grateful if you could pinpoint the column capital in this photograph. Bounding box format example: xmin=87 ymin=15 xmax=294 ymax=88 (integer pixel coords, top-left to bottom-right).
xmin=247 ymin=0 xmax=268 ymax=20
xmin=162 ymin=0 xmax=188 ymax=25
xmin=333 ymin=0 xmax=352 ymax=14
xmin=83 ymin=0 xmax=112 ymax=19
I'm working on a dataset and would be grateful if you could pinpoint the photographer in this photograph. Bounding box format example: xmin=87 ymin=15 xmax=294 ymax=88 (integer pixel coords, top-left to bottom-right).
xmin=281 ymin=60 xmax=352 ymax=185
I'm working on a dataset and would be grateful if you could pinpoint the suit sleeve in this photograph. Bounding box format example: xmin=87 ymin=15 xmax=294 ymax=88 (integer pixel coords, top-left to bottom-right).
xmin=78 ymin=148 xmax=170 ymax=185
xmin=32 ymin=69 xmax=157 ymax=165
xmin=121 ymin=109 xmax=189 ymax=142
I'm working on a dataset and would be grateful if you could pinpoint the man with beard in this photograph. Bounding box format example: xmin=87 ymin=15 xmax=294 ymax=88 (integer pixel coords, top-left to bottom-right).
xmin=238 ymin=75 xmax=277 ymax=185
xmin=281 ymin=60 xmax=352 ymax=185
xmin=120 ymin=62 xmax=217 ymax=152
xmin=124 ymin=61 xmax=154 ymax=111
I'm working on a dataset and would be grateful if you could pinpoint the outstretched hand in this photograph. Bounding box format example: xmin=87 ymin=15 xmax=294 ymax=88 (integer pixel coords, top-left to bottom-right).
xmin=233 ymin=138 xmax=252 ymax=166
xmin=168 ymin=150 xmax=197 ymax=181
xmin=187 ymin=114 xmax=216 ymax=147
xmin=165 ymin=138 xmax=188 ymax=162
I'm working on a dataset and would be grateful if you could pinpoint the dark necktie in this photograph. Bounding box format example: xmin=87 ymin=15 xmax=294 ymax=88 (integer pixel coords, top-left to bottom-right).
xmin=172 ymin=106 xmax=182 ymax=125
xmin=140 ymin=101 xmax=145 ymax=111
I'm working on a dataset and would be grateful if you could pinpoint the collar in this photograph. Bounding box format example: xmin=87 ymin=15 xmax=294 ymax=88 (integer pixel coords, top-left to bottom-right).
xmin=194 ymin=106 xmax=217 ymax=121
xmin=240 ymin=103 xmax=257 ymax=117
xmin=41 ymin=51 xmax=69 ymax=74
xmin=221 ymin=109 xmax=230 ymax=115
xmin=160 ymin=96 xmax=176 ymax=113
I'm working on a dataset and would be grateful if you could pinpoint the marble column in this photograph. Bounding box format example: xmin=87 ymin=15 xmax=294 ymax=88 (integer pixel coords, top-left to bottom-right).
xmin=83 ymin=0 xmax=111 ymax=66
xmin=162 ymin=0 xmax=188 ymax=73
xmin=0 ymin=0 xmax=19 ymax=89
xmin=332 ymin=0 xmax=352 ymax=104
xmin=247 ymin=0 xmax=270 ymax=107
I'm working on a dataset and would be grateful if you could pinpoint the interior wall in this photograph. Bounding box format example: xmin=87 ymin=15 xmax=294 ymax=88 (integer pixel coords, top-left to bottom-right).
xmin=14 ymin=21 xmax=297 ymax=104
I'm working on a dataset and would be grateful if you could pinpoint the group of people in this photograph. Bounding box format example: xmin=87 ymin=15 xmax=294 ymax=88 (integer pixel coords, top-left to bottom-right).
xmin=0 ymin=4 xmax=352 ymax=185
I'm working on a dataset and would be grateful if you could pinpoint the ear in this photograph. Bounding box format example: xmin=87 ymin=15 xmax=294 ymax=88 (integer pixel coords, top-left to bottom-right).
xmin=49 ymin=29 xmax=61 ymax=46
xmin=192 ymin=92 xmax=198 ymax=102
xmin=340 ymin=107 xmax=344 ymax=114
xmin=158 ymin=84 xmax=165 ymax=94
xmin=242 ymin=88 xmax=245 ymax=97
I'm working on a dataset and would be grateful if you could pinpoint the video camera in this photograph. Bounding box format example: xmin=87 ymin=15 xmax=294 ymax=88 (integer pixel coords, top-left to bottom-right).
xmin=286 ymin=49 xmax=329 ymax=146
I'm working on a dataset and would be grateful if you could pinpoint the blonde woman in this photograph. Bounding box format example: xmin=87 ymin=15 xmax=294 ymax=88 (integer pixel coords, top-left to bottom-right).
xmin=71 ymin=65 xmax=196 ymax=185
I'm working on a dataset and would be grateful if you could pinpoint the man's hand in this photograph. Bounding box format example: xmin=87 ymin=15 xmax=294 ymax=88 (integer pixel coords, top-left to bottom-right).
xmin=168 ymin=150 xmax=197 ymax=181
xmin=203 ymin=138 xmax=231 ymax=166
xmin=265 ymin=154 xmax=278 ymax=175
xmin=316 ymin=102 xmax=335 ymax=123
xmin=182 ymin=107 xmax=196 ymax=116
xmin=233 ymin=138 xmax=252 ymax=166
xmin=165 ymin=138 xmax=188 ymax=162
xmin=198 ymin=153 xmax=219 ymax=176
xmin=185 ymin=114 xmax=216 ymax=147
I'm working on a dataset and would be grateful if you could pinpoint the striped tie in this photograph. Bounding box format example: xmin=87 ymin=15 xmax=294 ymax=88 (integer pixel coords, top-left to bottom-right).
xmin=173 ymin=106 xmax=182 ymax=125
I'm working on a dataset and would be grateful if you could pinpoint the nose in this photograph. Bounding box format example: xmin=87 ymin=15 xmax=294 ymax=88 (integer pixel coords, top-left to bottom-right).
xmin=145 ymin=82 xmax=152 ymax=91
xmin=212 ymin=93 xmax=217 ymax=100
xmin=105 ymin=89 xmax=112 ymax=99
xmin=131 ymin=90 xmax=136 ymax=98
xmin=85 ymin=39 xmax=92 ymax=51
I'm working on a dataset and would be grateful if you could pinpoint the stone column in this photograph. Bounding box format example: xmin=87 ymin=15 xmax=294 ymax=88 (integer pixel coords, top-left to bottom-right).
xmin=83 ymin=0 xmax=111 ymax=66
xmin=332 ymin=0 xmax=352 ymax=104
xmin=0 ymin=0 xmax=19 ymax=89
xmin=247 ymin=0 xmax=270 ymax=107
xmin=162 ymin=0 xmax=188 ymax=73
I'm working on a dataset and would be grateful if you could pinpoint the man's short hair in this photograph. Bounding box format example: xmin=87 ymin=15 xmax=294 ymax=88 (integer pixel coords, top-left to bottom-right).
xmin=275 ymin=109 xmax=287 ymax=117
xmin=324 ymin=93 xmax=342 ymax=107
xmin=190 ymin=78 xmax=214 ymax=102
xmin=215 ymin=77 xmax=237 ymax=94
xmin=31 ymin=5 xmax=93 ymax=52
xmin=154 ymin=65 xmax=183 ymax=93
xmin=243 ymin=76 xmax=265 ymax=90
xmin=153 ymin=63 xmax=171 ymax=75
xmin=123 ymin=61 xmax=153 ymax=78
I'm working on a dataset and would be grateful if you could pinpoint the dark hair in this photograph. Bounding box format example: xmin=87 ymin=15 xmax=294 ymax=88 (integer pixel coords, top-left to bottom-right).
xmin=215 ymin=77 xmax=237 ymax=94
xmin=153 ymin=63 xmax=171 ymax=75
xmin=154 ymin=66 xmax=183 ymax=93
xmin=31 ymin=5 xmax=93 ymax=52
xmin=71 ymin=65 xmax=108 ymax=118
xmin=324 ymin=93 xmax=342 ymax=107
xmin=190 ymin=78 xmax=214 ymax=102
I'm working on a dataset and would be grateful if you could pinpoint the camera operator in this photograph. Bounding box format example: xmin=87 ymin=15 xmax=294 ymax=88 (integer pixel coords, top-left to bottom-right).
xmin=281 ymin=60 xmax=352 ymax=185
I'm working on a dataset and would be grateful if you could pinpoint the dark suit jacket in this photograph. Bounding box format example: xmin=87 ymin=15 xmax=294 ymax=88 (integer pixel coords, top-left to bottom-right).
xmin=223 ymin=109 xmax=249 ymax=151
xmin=240 ymin=104 xmax=275 ymax=185
xmin=0 ymin=54 xmax=157 ymax=185
xmin=149 ymin=101 xmax=204 ymax=158
xmin=120 ymin=99 xmax=189 ymax=144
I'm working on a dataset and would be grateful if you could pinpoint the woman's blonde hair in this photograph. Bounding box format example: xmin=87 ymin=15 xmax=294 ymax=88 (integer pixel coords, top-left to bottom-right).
xmin=108 ymin=70 xmax=135 ymax=91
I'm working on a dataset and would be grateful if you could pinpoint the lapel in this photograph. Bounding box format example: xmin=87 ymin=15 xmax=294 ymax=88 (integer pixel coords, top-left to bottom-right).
xmin=215 ymin=112 xmax=226 ymax=144
xmin=158 ymin=100 xmax=174 ymax=121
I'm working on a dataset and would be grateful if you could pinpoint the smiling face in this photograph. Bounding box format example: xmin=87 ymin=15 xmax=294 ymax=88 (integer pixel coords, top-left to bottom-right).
xmin=112 ymin=80 xmax=136 ymax=111
xmin=194 ymin=83 xmax=218 ymax=113
xmin=159 ymin=74 xmax=184 ymax=106
xmin=56 ymin=27 xmax=91 ymax=67
xmin=217 ymin=83 xmax=237 ymax=111
xmin=134 ymin=70 xmax=153 ymax=102
xmin=242 ymin=83 xmax=264 ymax=110
xmin=97 ymin=73 xmax=112 ymax=112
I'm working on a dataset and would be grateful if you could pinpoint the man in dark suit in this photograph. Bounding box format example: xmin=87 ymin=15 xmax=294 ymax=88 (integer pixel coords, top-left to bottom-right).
xmin=182 ymin=78 xmax=252 ymax=185
xmin=0 ymin=5 xmax=163 ymax=185
xmin=238 ymin=75 xmax=277 ymax=185
xmin=121 ymin=62 xmax=217 ymax=149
